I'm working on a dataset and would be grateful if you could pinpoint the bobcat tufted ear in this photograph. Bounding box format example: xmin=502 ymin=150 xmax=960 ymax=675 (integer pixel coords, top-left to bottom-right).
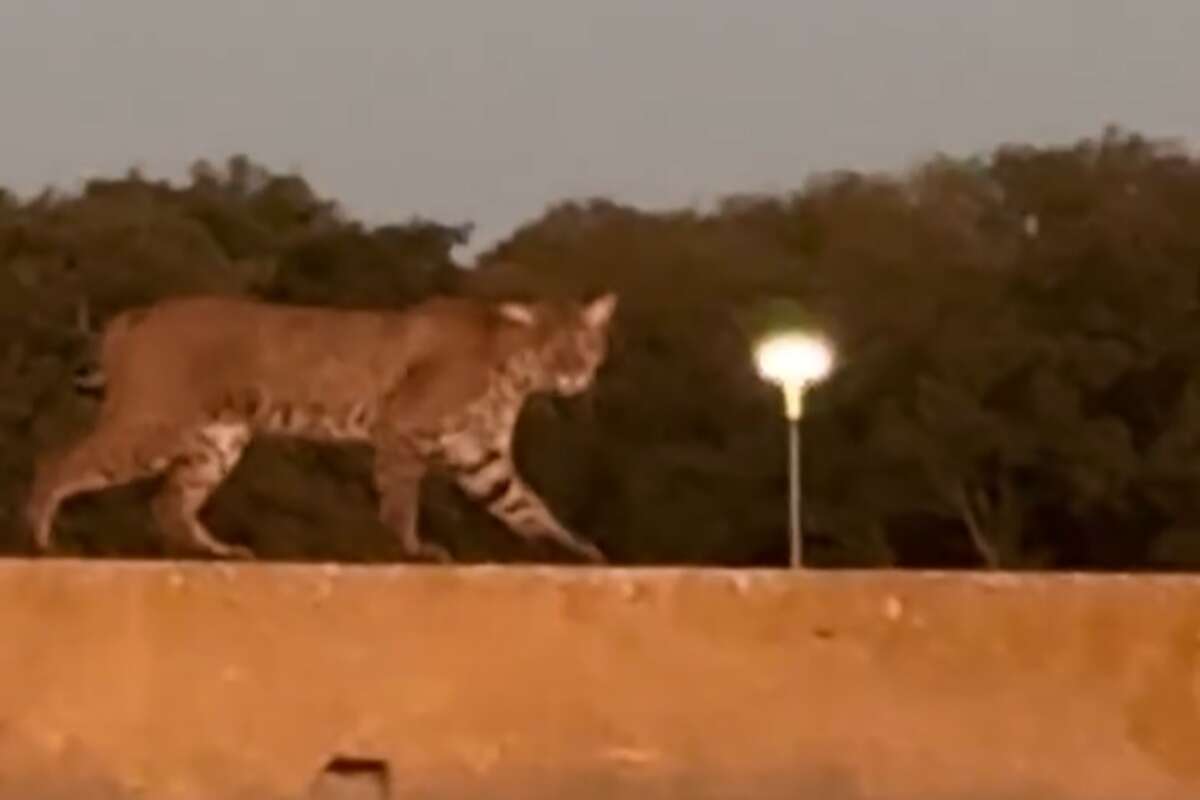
xmin=583 ymin=292 xmax=618 ymax=328
xmin=497 ymin=302 xmax=537 ymax=326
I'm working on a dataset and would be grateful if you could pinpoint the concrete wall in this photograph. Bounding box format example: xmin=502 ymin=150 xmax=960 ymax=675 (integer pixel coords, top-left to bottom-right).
xmin=0 ymin=560 xmax=1198 ymax=799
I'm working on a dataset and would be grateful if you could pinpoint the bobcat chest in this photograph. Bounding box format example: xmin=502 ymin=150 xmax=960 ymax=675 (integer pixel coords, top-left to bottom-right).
xmin=412 ymin=380 xmax=524 ymax=467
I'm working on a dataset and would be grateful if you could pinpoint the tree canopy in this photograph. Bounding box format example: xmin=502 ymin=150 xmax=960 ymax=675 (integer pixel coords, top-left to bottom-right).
xmin=6 ymin=129 xmax=1200 ymax=570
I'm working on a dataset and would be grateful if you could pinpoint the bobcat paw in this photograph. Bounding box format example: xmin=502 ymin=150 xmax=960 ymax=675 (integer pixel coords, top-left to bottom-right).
xmin=219 ymin=544 xmax=256 ymax=561
xmin=28 ymin=516 xmax=54 ymax=555
xmin=421 ymin=543 xmax=453 ymax=564
xmin=570 ymin=540 xmax=606 ymax=565
xmin=193 ymin=541 xmax=255 ymax=561
xmin=402 ymin=541 xmax=452 ymax=564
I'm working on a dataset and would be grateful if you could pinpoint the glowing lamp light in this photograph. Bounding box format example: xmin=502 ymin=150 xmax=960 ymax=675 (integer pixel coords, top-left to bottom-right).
xmin=751 ymin=328 xmax=836 ymax=568
xmin=753 ymin=332 xmax=835 ymax=420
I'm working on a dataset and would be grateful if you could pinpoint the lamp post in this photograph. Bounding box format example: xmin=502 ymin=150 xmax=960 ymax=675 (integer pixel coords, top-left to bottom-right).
xmin=753 ymin=331 xmax=835 ymax=568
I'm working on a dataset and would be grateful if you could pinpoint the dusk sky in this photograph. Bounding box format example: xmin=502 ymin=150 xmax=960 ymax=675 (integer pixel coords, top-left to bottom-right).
xmin=1 ymin=1 xmax=1196 ymax=262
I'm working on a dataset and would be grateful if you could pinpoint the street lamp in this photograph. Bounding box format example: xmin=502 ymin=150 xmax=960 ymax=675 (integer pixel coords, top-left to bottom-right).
xmin=753 ymin=331 xmax=835 ymax=568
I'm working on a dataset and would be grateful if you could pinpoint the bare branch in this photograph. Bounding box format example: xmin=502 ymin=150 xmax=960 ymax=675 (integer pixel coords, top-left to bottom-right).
xmin=953 ymin=481 xmax=1002 ymax=569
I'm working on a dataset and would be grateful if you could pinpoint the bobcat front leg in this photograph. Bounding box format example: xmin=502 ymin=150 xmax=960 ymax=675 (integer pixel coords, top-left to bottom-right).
xmin=373 ymin=443 xmax=450 ymax=563
xmin=455 ymin=454 xmax=605 ymax=563
xmin=151 ymin=423 xmax=255 ymax=560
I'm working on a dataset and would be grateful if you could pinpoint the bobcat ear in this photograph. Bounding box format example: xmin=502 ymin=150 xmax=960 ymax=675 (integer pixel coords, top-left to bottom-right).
xmin=583 ymin=292 xmax=618 ymax=328
xmin=497 ymin=302 xmax=537 ymax=326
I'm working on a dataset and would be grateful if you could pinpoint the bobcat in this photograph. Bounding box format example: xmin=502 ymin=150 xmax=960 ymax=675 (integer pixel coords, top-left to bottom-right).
xmin=26 ymin=291 xmax=618 ymax=563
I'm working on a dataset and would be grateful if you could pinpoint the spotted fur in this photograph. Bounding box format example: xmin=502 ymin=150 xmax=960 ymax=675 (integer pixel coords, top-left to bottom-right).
xmin=26 ymin=292 xmax=618 ymax=562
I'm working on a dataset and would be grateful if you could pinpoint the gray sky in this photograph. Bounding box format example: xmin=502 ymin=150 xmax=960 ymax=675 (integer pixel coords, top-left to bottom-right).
xmin=1 ymin=1 xmax=1197 ymax=263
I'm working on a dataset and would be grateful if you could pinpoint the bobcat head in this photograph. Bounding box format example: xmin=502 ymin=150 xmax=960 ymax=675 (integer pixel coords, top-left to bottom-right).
xmin=498 ymin=292 xmax=618 ymax=396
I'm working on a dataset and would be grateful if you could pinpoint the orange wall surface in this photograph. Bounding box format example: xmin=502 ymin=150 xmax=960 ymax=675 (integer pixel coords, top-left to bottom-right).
xmin=0 ymin=560 xmax=1198 ymax=799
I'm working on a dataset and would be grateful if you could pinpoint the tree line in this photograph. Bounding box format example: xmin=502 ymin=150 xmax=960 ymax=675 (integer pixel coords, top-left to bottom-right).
xmin=4 ymin=128 xmax=1200 ymax=570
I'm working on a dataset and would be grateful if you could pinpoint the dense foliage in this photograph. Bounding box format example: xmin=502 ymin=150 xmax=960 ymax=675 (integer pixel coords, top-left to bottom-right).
xmin=6 ymin=128 xmax=1200 ymax=570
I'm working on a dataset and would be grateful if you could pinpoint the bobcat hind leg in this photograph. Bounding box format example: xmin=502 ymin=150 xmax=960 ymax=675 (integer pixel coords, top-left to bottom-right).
xmin=27 ymin=425 xmax=175 ymax=554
